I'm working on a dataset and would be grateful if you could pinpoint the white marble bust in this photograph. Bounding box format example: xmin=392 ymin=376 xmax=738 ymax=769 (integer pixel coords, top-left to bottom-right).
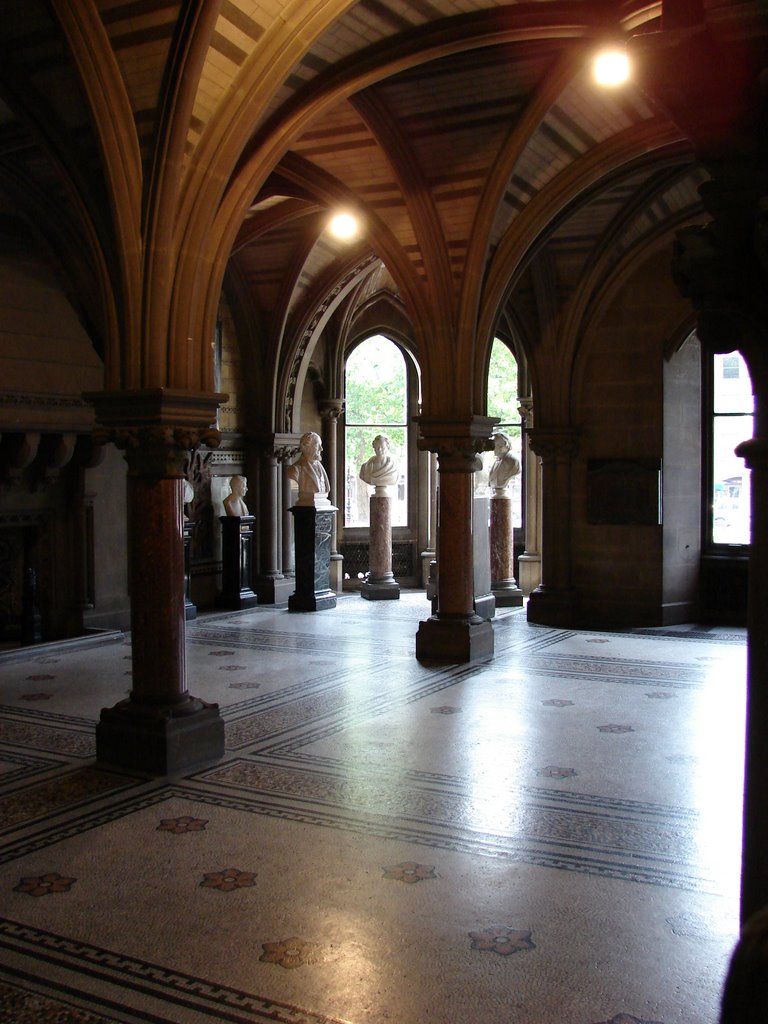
xmin=488 ymin=432 xmax=520 ymax=496
xmin=223 ymin=475 xmax=250 ymax=516
xmin=287 ymin=431 xmax=331 ymax=507
xmin=360 ymin=434 xmax=399 ymax=495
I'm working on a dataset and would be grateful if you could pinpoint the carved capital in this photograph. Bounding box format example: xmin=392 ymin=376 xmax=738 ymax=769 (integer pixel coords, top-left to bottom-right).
xmin=318 ymin=398 xmax=345 ymax=420
xmin=517 ymin=397 xmax=534 ymax=424
xmin=527 ymin=427 xmax=579 ymax=461
xmin=97 ymin=425 xmax=222 ymax=478
xmin=417 ymin=415 xmax=498 ymax=470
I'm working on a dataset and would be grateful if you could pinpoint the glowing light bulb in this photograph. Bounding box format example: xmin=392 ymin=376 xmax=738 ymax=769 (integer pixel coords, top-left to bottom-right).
xmin=593 ymin=48 xmax=630 ymax=87
xmin=328 ymin=211 xmax=359 ymax=240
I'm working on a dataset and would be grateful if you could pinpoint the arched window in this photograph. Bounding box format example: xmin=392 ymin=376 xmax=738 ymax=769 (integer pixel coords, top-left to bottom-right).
xmin=484 ymin=337 xmax=522 ymax=526
xmin=708 ymin=350 xmax=753 ymax=546
xmin=344 ymin=335 xmax=409 ymax=527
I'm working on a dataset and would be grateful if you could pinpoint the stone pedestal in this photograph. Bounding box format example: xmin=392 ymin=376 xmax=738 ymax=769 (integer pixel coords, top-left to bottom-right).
xmin=289 ymin=505 xmax=337 ymax=611
xmin=415 ymin=613 xmax=494 ymax=663
xmin=183 ymin=520 xmax=197 ymax=620
xmin=473 ymin=494 xmax=495 ymax=620
xmin=219 ymin=515 xmax=258 ymax=610
xmin=361 ymin=492 xmax=400 ymax=600
xmin=490 ymin=493 xmax=523 ymax=606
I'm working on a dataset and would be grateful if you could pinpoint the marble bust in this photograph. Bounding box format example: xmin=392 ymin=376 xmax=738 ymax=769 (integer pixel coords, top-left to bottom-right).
xmin=360 ymin=434 xmax=399 ymax=495
xmin=287 ymin=431 xmax=331 ymax=507
xmin=488 ymin=432 xmax=520 ymax=496
xmin=223 ymin=475 xmax=250 ymax=516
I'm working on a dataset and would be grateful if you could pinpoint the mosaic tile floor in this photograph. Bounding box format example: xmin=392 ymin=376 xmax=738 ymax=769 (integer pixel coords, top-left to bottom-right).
xmin=0 ymin=592 xmax=746 ymax=1023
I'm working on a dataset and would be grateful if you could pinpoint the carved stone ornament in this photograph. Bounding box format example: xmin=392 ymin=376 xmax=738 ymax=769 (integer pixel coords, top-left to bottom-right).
xmin=526 ymin=427 xmax=579 ymax=462
xmin=96 ymin=425 xmax=222 ymax=478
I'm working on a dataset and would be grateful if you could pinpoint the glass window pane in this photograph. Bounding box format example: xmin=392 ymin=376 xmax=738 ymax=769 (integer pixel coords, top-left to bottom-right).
xmin=345 ymin=335 xmax=407 ymax=424
xmin=714 ymin=351 xmax=754 ymax=414
xmin=487 ymin=340 xmax=519 ymax=423
xmin=712 ymin=413 xmax=752 ymax=544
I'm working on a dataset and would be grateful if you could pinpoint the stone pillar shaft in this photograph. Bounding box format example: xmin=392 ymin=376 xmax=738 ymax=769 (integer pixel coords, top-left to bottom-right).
xmin=361 ymin=493 xmax=400 ymax=600
xmin=490 ymin=494 xmax=523 ymax=607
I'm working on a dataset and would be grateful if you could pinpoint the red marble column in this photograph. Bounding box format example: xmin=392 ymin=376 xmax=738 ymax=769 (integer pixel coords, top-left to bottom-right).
xmin=415 ymin=417 xmax=497 ymax=663
xmin=86 ymin=389 xmax=226 ymax=775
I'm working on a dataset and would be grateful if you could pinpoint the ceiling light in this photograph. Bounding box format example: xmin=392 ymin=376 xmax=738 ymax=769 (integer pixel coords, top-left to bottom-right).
xmin=328 ymin=211 xmax=359 ymax=240
xmin=593 ymin=47 xmax=630 ymax=87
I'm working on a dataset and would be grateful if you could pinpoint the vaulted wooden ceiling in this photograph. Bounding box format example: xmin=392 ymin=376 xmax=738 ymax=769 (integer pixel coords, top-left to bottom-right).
xmin=0 ymin=1 xmax=757 ymax=414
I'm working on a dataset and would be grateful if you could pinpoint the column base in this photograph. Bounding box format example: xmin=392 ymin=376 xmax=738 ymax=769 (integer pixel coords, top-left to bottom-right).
xmin=217 ymin=588 xmax=258 ymax=610
xmin=256 ymin=575 xmax=294 ymax=605
xmin=329 ymin=553 xmax=344 ymax=594
xmin=526 ymin=585 xmax=577 ymax=627
xmin=474 ymin=593 xmax=496 ymax=620
xmin=96 ymin=697 xmax=225 ymax=776
xmin=289 ymin=588 xmax=336 ymax=612
xmin=184 ymin=597 xmax=198 ymax=620
xmin=492 ymin=582 xmax=524 ymax=607
xmin=415 ymin=615 xmax=494 ymax=663
xmin=517 ymin=553 xmax=541 ymax=596
xmin=360 ymin=578 xmax=400 ymax=600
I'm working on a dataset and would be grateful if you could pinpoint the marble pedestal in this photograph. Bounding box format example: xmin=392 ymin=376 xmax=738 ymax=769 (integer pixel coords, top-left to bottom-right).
xmin=473 ymin=494 xmax=495 ymax=620
xmin=219 ymin=516 xmax=258 ymax=610
xmin=289 ymin=505 xmax=337 ymax=611
xmin=415 ymin=615 xmax=494 ymax=663
xmin=183 ymin=520 xmax=197 ymax=620
xmin=361 ymin=493 xmax=400 ymax=600
xmin=490 ymin=494 xmax=523 ymax=606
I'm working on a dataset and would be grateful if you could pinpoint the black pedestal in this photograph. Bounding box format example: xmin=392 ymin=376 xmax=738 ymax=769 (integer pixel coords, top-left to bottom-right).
xmin=219 ymin=515 xmax=258 ymax=610
xmin=183 ymin=521 xmax=197 ymax=620
xmin=289 ymin=505 xmax=337 ymax=611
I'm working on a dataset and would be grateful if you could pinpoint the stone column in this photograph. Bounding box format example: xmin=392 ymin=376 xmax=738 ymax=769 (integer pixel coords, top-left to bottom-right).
xmin=525 ymin=426 xmax=579 ymax=627
xmin=736 ymin=432 xmax=768 ymax=921
xmin=319 ymin=399 xmax=344 ymax=592
xmin=361 ymin=487 xmax=400 ymax=600
xmin=281 ymin=456 xmax=296 ymax=577
xmin=516 ymin=397 xmax=542 ymax=596
xmin=490 ymin=490 xmax=523 ymax=606
xmin=255 ymin=442 xmax=293 ymax=604
xmin=415 ymin=418 xmax=497 ymax=662
xmin=420 ymin=450 xmax=437 ymax=587
xmin=86 ymin=389 xmax=225 ymax=776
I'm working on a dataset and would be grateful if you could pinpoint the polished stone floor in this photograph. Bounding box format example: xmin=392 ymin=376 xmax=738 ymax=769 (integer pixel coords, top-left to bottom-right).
xmin=0 ymin=592 xmax=746 ymax=1023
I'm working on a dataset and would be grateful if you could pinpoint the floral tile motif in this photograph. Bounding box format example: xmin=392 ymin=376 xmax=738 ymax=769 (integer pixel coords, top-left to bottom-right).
xmin=598 ymin=724 xmax=635 ymax=733
xmin=592 ymin=1015 xmax=663 ymax=1024
xmin=157 ymin=816 xmax=208 ymax=834
xmin=20 ymin=693 xmax=53 ymax=701
xmin=14 ymin=872 xmax=76 ymax=897
xmin=208 ymin=650 xmax=236 ymax=657
xmin=646 ymin=692 xmax=674 ymax=699
xmin=382 ymin=861 xmax=437 ymax=883
xmin=431 ymin=705 xmax=460 ymax=714
xmin=219 ymin=665 xmax=246 ymax=671
xmin=25 ymin=674 xmax=55 ymax=681
xmin=537 ymin=766 xmax=577 ymax=779
xmin=229 ymin=681 xmax=261 ymax=689
xmin=259 ymin=937 xmax=321 ymax=969
xmin=469 ymin=926 xmax=535 ymax=956
xmin=200 ymin=868 xmax=256 ymax=891
xmin=542 ymin=698 xmax=574 ymax=707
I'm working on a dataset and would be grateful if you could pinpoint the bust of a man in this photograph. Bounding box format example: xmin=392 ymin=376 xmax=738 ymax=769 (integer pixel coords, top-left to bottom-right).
xmin=223 ymin=475 xmax=249 ymax=517
xmin=360 ymin=434 xmax=399 ymax=494
xmin=287 ymin=431 xmax=331 ymax=507
xmin=488 ymin=432 xmax=520 ymax=496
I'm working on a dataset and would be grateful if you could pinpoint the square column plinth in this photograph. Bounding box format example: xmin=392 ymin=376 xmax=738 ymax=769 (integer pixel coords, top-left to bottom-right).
xmin=96 ymin=698 xmax=225 ymax=776
xmin=415 ymin=615 xmax=494 ymax=663
xmin=289 ymin=505 xmax=337 ymax=611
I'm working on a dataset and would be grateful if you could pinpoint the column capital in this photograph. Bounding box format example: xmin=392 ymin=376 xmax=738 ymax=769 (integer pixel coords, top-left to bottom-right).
xmin=527 ymin=426 xmax=579 ymax=461
xmin=517 ymin=397 xmax=534 ymax=424
xmin=417 ymin=415 xmax=498 ymax=471
xmin=318 ymin=398 xmax=345 ymax=420
xmin=85 ymin=389 xmax=226 ymax=478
